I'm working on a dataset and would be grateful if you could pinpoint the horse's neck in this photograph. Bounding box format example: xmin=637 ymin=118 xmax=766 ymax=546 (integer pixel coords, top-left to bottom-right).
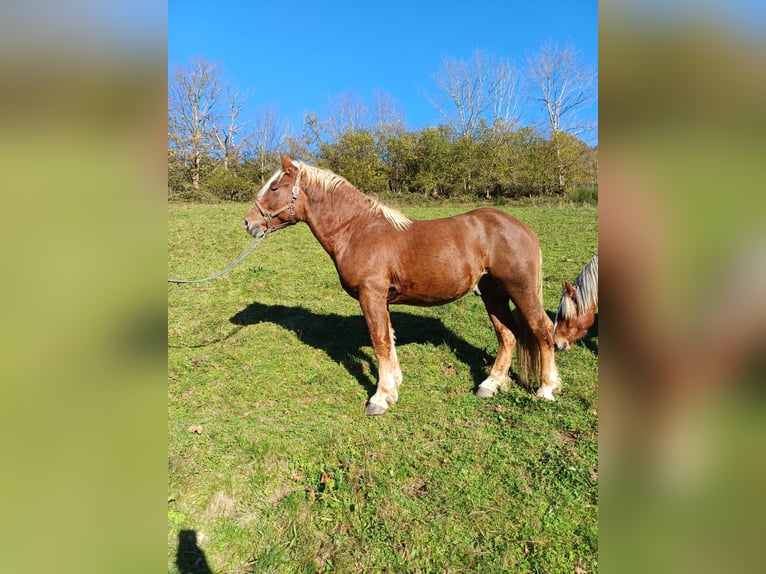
xmin=302 ymin=184 xmax=374 ymax=258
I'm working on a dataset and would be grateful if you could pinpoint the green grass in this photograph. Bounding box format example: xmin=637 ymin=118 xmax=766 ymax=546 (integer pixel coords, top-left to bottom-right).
xmin=168 ymin=201 xmax=598 ymax=573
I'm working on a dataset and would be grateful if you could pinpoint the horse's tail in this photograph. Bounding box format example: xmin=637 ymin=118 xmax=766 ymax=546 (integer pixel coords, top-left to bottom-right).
xmin=513 ymin=246 xmax=544 ymax=390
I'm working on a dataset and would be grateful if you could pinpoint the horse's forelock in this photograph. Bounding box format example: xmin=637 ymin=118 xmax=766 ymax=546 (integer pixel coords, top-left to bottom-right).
xmin=557 ymin=293 xmax=579 ymax=321
xmin=256 ymin=168 xmax=284 ymax=200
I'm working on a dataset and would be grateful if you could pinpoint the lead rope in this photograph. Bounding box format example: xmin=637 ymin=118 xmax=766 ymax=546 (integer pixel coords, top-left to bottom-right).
xmin=169 ymin=169 xmax=301 ymax=284
xmin=168 ymin=233 xmax=266 ymax=284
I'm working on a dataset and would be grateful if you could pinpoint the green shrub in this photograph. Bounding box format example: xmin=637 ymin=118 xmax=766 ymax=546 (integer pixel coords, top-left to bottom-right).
xmin=167 ymin=184 xmax=218 ymax=203
xmin=202 ymin=168 xmax=257 ymax=202
xmin=569 ymin=185 xmax=598 ymax=204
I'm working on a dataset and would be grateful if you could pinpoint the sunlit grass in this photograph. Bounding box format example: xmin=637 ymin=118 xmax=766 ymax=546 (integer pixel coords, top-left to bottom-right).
xmin=168 ymin=201 xmax=597 ymax=573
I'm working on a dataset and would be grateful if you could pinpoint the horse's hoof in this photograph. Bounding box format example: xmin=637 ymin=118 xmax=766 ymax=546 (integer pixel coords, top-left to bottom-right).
xmin=365 ymin=402 xmax=387 ymax=416
xmin=475 ymin=386 xmax=496 ymax=398
xmin=535 ymin=388 xmax=556 ymax=401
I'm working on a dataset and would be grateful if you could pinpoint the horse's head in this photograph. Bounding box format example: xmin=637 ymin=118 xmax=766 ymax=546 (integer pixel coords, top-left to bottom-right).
xmin=244 ymin=153 xmax=302 ymax=237
xmin=553 ymin=280 xmax=594 ymax=350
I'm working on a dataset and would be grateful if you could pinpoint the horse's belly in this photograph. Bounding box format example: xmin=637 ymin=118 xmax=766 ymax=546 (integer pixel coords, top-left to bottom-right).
xmin=340 ymin=224 xmax=491 ymax=306
xmin=387 ymin=273 xmax=477 ymax=306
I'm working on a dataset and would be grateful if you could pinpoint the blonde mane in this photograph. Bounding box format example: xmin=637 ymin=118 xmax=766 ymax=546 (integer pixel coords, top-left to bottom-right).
xmin=260 ymin=160 xmax=412 ymax=231
xmin=299 ymin=162 xmax=412 ymax=231
xmin=557 ymin=254 xmax=599 ymax=321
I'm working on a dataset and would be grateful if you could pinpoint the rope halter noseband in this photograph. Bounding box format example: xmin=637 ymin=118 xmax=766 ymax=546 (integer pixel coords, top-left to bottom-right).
xmin=253 ymin=169 xmax=302 ymax=234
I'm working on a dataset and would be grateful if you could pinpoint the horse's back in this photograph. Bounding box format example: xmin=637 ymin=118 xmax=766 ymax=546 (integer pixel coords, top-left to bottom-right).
xmin=341 ymin=206 xmax=539 ymax=272
xmin=409 ymin=207 xmax=537 ymax=246
xmin=369 ymin=207 xmax=537 ymax=265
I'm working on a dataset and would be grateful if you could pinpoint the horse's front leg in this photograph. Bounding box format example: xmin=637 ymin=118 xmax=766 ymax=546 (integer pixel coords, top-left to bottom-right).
xmin=358 ymin=291 xmax=401 ymax=416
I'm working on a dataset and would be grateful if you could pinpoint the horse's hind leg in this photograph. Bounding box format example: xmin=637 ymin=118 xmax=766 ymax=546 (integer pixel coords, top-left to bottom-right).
xmin=511 ymin=292 xmax=563 ymax=401
xmin=476 ymin=278 xmax=516 ymax=398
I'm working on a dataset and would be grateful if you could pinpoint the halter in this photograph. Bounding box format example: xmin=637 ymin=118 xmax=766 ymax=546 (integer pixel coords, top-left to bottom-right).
xmin=254 ymin=169 xmax=302 ymax=233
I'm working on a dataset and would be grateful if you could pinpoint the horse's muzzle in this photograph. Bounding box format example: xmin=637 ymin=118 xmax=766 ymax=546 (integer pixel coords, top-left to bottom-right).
xmin=243 ymin=218 xmax=257 ymax=236
xmin=244 ymin=218 xmax=268 ymax=239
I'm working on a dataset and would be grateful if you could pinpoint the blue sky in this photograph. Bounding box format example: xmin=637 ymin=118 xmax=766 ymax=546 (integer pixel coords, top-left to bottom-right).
xmin=169 ymin=0 xmax=598 ymax=145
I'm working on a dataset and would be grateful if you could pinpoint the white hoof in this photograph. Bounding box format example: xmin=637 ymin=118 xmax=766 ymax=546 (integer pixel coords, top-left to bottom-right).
xmin=365 ymin=402 xmax=388 ymax=415
xmin=476 ymin=376 xmax=509 ymax=398
xmin=366 ymin=391 xmax=397 ymax=415
xmin=536 ymin=386 xmax=557 ymax=401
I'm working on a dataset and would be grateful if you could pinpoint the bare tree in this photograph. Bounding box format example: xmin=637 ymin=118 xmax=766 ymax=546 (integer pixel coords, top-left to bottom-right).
xmin=526 ymin=42 xmax=597 ymax=136
xmin=213 ymin=86 xmax=250 ymax=171
xmin=425 ymin=50 xmax=520 ymax=137
xmin=490 ymin=62 xmax=522 ymax=131
xmin=322 ymin=90 xmax=369 ymax=139
xmin=299 ymin=112 xmax=323 ymax=159
xmin=168 ymin=58 xmax=222 ymax=189
xmin=371 ymin=90 xmax=406 ymax=135
xmin=526 ymin=42 xmax=597 ymax=193
xmin=251 ymin=106 xmax=285 ymax=180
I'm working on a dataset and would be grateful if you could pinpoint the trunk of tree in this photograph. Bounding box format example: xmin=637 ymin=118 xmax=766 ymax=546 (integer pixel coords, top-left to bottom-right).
xmin=258 ymin=152 xmax=266 ymax=183
xmin=555 ymin=142 xmax=565 ymax=194
xmin=191 ymin=154 xmax=201 ymax=190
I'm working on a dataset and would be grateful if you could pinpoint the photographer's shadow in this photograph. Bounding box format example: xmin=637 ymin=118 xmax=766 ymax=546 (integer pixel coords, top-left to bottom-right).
xmin=230 ymin=302 xmax=492 ymax=397
xmin=175 ymin=530 xmax=212 ymax=574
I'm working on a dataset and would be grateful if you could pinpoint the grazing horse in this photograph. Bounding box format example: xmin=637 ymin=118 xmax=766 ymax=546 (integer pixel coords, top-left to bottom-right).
xmin=553 ymin=254 xmax=599 ymax=350
xmin=243 ymin=153 xmax=563 ymax=415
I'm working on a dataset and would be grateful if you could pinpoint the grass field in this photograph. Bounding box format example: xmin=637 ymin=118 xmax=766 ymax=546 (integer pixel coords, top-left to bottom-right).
xmin=168 ymin=200 xmax=598 ymax=573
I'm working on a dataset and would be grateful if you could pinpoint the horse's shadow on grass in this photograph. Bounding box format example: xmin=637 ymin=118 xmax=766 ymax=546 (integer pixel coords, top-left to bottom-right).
xmin=230 ymin=302 xmax=494 ymax=398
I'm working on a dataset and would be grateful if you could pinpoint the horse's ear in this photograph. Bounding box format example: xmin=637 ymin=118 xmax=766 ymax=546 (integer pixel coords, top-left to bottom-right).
xmin=280 ymin=153 xmax=296 ymax=173
xmin=563 ymin=281 xmax=576 ymax=297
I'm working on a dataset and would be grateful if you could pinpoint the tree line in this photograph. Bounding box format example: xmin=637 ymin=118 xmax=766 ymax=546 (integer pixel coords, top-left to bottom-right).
xmin=168 ymin=45 xmax=597 ymax=203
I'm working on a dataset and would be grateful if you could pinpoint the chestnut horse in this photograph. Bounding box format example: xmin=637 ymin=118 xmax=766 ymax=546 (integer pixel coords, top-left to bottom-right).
xmin=244 ymin=153 xmax=563 ymax=415
xmin=553 ymin=254 xmax=598 ymax=350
